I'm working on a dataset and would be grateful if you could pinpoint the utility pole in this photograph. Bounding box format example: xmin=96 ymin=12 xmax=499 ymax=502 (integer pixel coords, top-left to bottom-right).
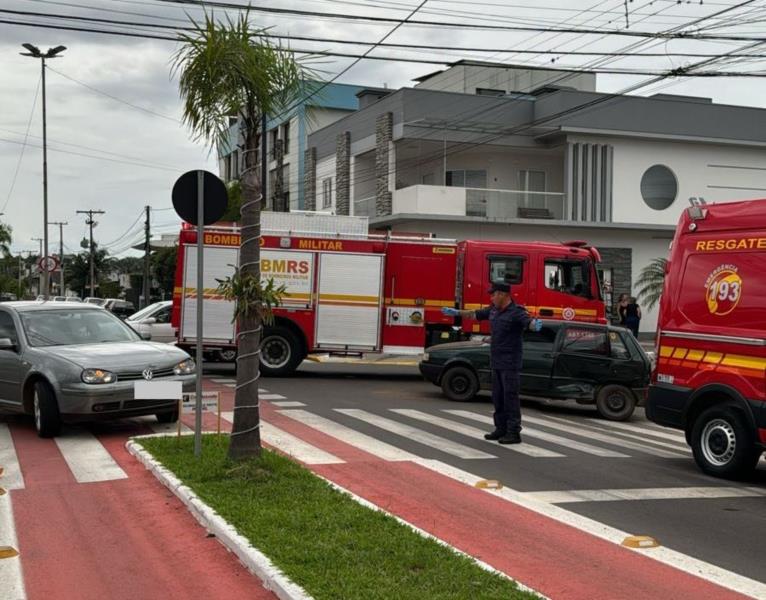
xmin=50 ymin=221 xmax=67 ymax=296
xmin=20 ymin=43 xmax=66 ymax=300
xmin=77 ymin=209 xmax=105 ymax=298
xmin=31 ymin=237 xmax=43 ymax=297
xmin=143 ymin=206 xmax=150 ymax=309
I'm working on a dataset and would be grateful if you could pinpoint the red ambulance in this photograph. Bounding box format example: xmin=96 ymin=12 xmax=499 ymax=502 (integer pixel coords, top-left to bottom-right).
xmin=647 ymin=199 xmax=766 ymax=478
xmin=172 ymin=213 xmax=605 ymax=376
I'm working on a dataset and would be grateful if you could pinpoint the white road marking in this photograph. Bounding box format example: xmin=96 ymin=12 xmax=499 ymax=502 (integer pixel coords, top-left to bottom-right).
xmin=278 ymin=410 xmax=420 ymax=461
xmin=443 ymin=410 xmax=629 ymax=458
xmin=392 ymin=409 xmax=564 ymax=458
xmin=411 ymin=458 xmax=766 ymax=600
xmin=521 ymin=486 xmax=766 ymax=504
xmin=0 ymin=424 xmax=24 ymax=490
xmin=0 ymin=493 xmax=26 ymax=600
xmin=335 ymin=409 xmax=495 ymax=460
xmin=260 ymin=394 xmax=287 ymax=401
xmin=583 ymin=418 xmax=688 ymax=443
xmin=210 ymin=378 xmax=236 ymax=384
xmin=54 ymin=430 xmax=128 ymax=483
xmin=270 ymin=401 xmax=306 ymax=408
xmin=541 ymin=414 xmax=690 ymax=454
xmin=518 ymin=414 xmax=686 ymax=459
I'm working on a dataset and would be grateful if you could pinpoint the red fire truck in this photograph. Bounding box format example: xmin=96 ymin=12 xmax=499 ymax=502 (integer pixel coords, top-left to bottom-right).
xmin=172 ymin=213 xmax=605 ymax=376
xmin=647 ymin=198 xmax=766 ymax=479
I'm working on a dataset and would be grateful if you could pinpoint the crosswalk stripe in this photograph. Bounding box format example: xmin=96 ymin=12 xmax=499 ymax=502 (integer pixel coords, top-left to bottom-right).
xmin=335 ymin=409 xmax=495 ymax=460
xmin=519 ymin=414 xmax=687 ymax=459
xmin=0 ymin=494 xmax=25 ymax=600
xmin=54 ymin=431 xmax=128 ymax=483
xmin=260 ymin=394 xmax=287 ymax=401
xmin=278 ymin=410 xmax=420 ymax=461
xmin=583 ymin=418 xmax=688 ymax=443
xmin=441 ymin=410 xmax=629 ymax=458
xmin=210 ymin=378 xmax=235 ymax=384
xmin=521 ymin=486 xmax=766 ymax=504
xmin=391 ymin=409 xmax=565 ymax=458
xmin=540 ymin=414 xmax=690 ymax=454
xmin=0 ymin=424 xmax=24 ymax=490
xmin=270 ymin=401 xmax=306 ymax=408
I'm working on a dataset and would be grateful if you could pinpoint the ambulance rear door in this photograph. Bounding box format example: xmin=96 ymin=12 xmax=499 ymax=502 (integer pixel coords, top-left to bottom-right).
xmin=315 ymin=252 xmax=384 ymax=351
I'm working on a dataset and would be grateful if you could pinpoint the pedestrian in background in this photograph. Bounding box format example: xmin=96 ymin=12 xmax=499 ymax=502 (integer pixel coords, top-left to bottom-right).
xmin=616 ymin=293 xmax=629 ymax=326
xmin=442 ymin=282 xmax=542 ymax=445
xmin=624 ymin=297 xmax=641 ymax=338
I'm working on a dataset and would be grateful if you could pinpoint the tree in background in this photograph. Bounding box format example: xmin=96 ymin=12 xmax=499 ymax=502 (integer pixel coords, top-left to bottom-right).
xmin=0 ymin=223 xmax=12 ymax=257
xmin=635 ymin=257 xmax=668 ymax=311
xmin=67 ymin=247 xmax=112 ymax=298
xmin=220 ymin=180 xmax=242 ymax=223
xmin=174 ymin=10 xmax=311 ymax=460
xmin=152 ymin=246 xmax=178 ymax=299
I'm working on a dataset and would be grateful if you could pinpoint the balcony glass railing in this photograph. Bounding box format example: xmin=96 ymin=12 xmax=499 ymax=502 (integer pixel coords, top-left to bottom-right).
xmin=465 ymin=188 xmax=565 ymax=220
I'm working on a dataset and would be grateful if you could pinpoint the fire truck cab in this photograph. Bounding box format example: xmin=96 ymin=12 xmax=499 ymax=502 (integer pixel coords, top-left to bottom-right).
xmin=647 ymin=198 xmax=766 ymax=479
xmin=172 ymin=213 xmax=605 ymax=376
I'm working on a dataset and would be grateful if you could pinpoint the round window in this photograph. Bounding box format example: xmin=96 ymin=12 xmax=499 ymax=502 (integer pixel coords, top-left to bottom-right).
xmin=640 ymin=164 xmax=677 ymax=210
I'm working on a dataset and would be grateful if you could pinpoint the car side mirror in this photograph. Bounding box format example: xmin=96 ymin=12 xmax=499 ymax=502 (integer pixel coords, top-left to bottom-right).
xmin=0 ymin=337 xmax=17 ymax=351
xmin=143 ymin=317 xmax=157 ymax=325
xmin=140 ymin=331 xmax=152 ymax=341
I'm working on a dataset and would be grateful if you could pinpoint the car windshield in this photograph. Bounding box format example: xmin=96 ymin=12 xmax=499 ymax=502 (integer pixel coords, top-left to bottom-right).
xmin=20 ymin=309 xmax=139 ymax=347
xmin=127 ymin=303 xmax=163 ymax=322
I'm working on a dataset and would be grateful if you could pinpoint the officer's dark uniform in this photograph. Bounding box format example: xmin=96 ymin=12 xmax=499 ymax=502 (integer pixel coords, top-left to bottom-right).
xmin=475 ymin=295 xmax=531 ymax=439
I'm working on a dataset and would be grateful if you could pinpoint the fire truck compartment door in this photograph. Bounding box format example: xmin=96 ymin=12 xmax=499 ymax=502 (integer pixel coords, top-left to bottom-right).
xmin=316 ymin=253 xmax=383 ymax=350
xmin=181 ymin=244 xmax=237 ymax=343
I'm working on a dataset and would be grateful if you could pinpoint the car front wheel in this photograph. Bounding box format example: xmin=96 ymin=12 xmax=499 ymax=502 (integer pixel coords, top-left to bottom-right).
xmin=690 ymin=404 xmax=761 ymax=479
xmin=441 ymin=365 xmax=479 ymax=402
xmin=33 ymin=381 xmax=61 ymax=438
xmin=156 ymin=409 xmax=179 ymax=424
xmin=596 ymin=384 xmax=637 ymax=421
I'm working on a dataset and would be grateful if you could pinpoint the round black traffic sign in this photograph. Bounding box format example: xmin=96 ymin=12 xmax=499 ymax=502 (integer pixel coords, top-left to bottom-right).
xmin=172 ymin=170 xmax=229 ymax=226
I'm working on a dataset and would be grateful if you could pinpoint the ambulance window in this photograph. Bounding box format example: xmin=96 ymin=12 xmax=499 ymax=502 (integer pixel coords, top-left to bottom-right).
xmin=545 ymin=260 xmax=589 ymax=298
xmin=561 ymin=327 xmax=608 ymax=356
xmin=488 ymin=256 xmax=523 ymax=285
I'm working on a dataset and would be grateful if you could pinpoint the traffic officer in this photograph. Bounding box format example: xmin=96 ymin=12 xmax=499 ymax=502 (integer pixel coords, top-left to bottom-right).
xmin=442 ymin=282 xmax=541 ymax=444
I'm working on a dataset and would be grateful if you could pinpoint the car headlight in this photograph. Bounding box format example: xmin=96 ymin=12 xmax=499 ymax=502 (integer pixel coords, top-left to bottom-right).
xmin=82 ymin=369 xmax=116 ymax=384
xmin=173 ymin=359 xmax=196 ymax=375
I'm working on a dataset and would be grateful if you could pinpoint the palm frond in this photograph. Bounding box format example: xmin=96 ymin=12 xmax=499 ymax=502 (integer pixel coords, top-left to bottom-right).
xmin=635 ymin=257 xmax=668 ymax=311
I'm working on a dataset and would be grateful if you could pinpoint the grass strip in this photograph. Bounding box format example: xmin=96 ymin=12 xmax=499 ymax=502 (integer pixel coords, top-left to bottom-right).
xmin=138 ymin=435 xmax=536 ymax=600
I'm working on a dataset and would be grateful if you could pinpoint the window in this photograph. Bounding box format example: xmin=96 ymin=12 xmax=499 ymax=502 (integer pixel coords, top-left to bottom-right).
xmin=609 ymin=331 xmax=631 ymax=360
xmin=0 ymin=311 xmax=18 ymax=346
xmin=281 ymin=122 xmax=290 ymax=154
xmin=640 ymin=164 xmax=677 ymax=210
xmin=446 ymin=169 xmax=487 ymax=189
xmin=489 ymin=256 xmax=523 ymax=285
xmin=544 ymin=260 xmax=590 ymax=298
xmin=476 ymin=88 xmax=506 ymax=97
xmin=155 ymin=307 xmax=171 ymax=324
xmin=561 ymin=327 xmax=608 ymax=356
xmin=322 ymin=178 xmax=333 ymax=209
xmin=20 ymin=310 xmax=138 ymax=347
xmin=269 ymin=128 xmax=278 ymax=159
xmin=523 ymin=327 xmax=557 ymax=352
xmin=518 ymin=170 xmax=546 ymax=192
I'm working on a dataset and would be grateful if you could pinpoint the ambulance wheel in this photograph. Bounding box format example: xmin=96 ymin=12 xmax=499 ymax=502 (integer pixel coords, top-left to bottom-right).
xmin=690 ymin=405 xmax=761 ymax=479
xmin=595 ymin=385 xmax=636 ymax=421
xmin=441 ymin=366 xmax=479 ymax=402
xmin=260 ymin=327 xmax=302 ymax=376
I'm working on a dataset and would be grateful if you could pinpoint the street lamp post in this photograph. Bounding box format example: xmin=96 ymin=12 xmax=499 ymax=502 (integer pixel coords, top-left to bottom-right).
xmin=20 ymin=43 xmax=66 ymax=301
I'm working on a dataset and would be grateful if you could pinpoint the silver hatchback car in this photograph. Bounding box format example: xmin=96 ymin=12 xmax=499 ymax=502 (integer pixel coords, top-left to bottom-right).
xmin=0 ymin=302 xmax=196 ymax=437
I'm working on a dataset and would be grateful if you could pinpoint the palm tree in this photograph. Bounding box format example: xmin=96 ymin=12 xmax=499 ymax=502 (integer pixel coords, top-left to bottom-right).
xmin=0 ymin=222 xmax=12 ymax=257
xmin=635 ymin=257 xmax=668 ymax=311
xmin=174 ymin=11 xmax=310 ymax=460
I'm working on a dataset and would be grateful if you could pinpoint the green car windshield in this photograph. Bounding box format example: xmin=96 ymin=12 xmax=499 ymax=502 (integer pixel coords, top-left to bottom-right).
xmin=20 ymin=309 xmax=139 ymax=347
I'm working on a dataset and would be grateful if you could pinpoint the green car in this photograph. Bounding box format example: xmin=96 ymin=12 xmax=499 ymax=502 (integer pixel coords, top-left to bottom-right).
xmin=419 ymin=321 xmax=651 ymax=421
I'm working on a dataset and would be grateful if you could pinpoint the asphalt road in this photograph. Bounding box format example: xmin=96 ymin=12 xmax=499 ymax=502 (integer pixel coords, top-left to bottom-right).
xmin=205 ymin=360 xmax=766 ymax=586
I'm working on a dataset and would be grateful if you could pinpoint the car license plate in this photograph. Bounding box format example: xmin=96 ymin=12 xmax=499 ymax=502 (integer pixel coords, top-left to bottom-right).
xmin=134 ymin=381 xmax=183 ymax=400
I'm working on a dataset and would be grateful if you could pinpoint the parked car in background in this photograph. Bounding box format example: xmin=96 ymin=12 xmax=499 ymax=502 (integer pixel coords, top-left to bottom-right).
xmin=0 ymin=302 xmax=195 ymax=437
xmin=52 ymin=296 xmax=82 ymax=302
xmin=126 ymin=301 xmax=175 ymax=343
xmin=103 ymin=299 xmax=135 ymax=319
xmin=84 ymin=297 xmax=106 ymax=306
xmin=419 ymin=321 xmax=651 ymax=421
xmin=0 ymin=293 xmax=17 ymax=302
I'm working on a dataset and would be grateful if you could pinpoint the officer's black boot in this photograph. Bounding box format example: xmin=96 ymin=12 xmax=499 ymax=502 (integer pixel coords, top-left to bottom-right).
xmin=498 ymin=431 xmax=522 ymax=444
xmin=483 ymin=429 xmax=505 ymax=441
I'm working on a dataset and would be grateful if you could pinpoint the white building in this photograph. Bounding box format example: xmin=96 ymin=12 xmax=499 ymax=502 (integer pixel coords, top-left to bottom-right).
xmin=305 ymin=61 xmax=766 ymax=336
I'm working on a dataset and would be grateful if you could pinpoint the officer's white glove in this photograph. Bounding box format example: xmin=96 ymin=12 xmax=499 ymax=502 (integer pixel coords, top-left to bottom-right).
xmin=531 ymin=318 xmax=543 ymax=332
xmin=441 ymin=307 xmax=460 ymax=317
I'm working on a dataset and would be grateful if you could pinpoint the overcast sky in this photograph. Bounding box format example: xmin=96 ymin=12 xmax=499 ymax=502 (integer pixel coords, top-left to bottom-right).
xmin=2 ymin=0 xmax=765 ymax=257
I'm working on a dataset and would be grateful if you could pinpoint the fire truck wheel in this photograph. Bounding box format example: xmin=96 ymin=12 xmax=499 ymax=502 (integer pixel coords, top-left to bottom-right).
xmin=595 ymin=385 xmax=636 ymax=421
xmin=260 ymin=327 xmax=302 ymax=376
xmin=441 ymin=366 xmax=479 ymax=402
xmin=690 ymin=405 xmax=761 ymax=479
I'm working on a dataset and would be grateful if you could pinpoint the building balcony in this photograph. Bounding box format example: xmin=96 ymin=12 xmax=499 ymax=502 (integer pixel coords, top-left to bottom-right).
xmin=354 ymin=185 xmax=565 ymax=220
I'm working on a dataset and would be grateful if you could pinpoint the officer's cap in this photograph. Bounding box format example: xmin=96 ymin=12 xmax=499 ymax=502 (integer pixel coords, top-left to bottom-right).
xmin=487 ymin=282 xmax=511 ymax=294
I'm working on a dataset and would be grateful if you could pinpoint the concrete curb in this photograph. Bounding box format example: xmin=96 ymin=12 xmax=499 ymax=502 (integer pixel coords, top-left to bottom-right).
xmin=125 ymin=438 xmax=313 ymax=600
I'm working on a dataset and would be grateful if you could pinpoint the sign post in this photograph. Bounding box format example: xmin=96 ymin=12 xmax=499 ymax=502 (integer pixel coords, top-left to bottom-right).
xmin=172 ymin=170 xmax=228 ymax=457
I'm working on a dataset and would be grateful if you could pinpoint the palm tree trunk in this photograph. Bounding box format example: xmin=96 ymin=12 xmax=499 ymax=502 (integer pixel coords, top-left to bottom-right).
xmin=228 ymin=122 xmax=263 ymax=460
